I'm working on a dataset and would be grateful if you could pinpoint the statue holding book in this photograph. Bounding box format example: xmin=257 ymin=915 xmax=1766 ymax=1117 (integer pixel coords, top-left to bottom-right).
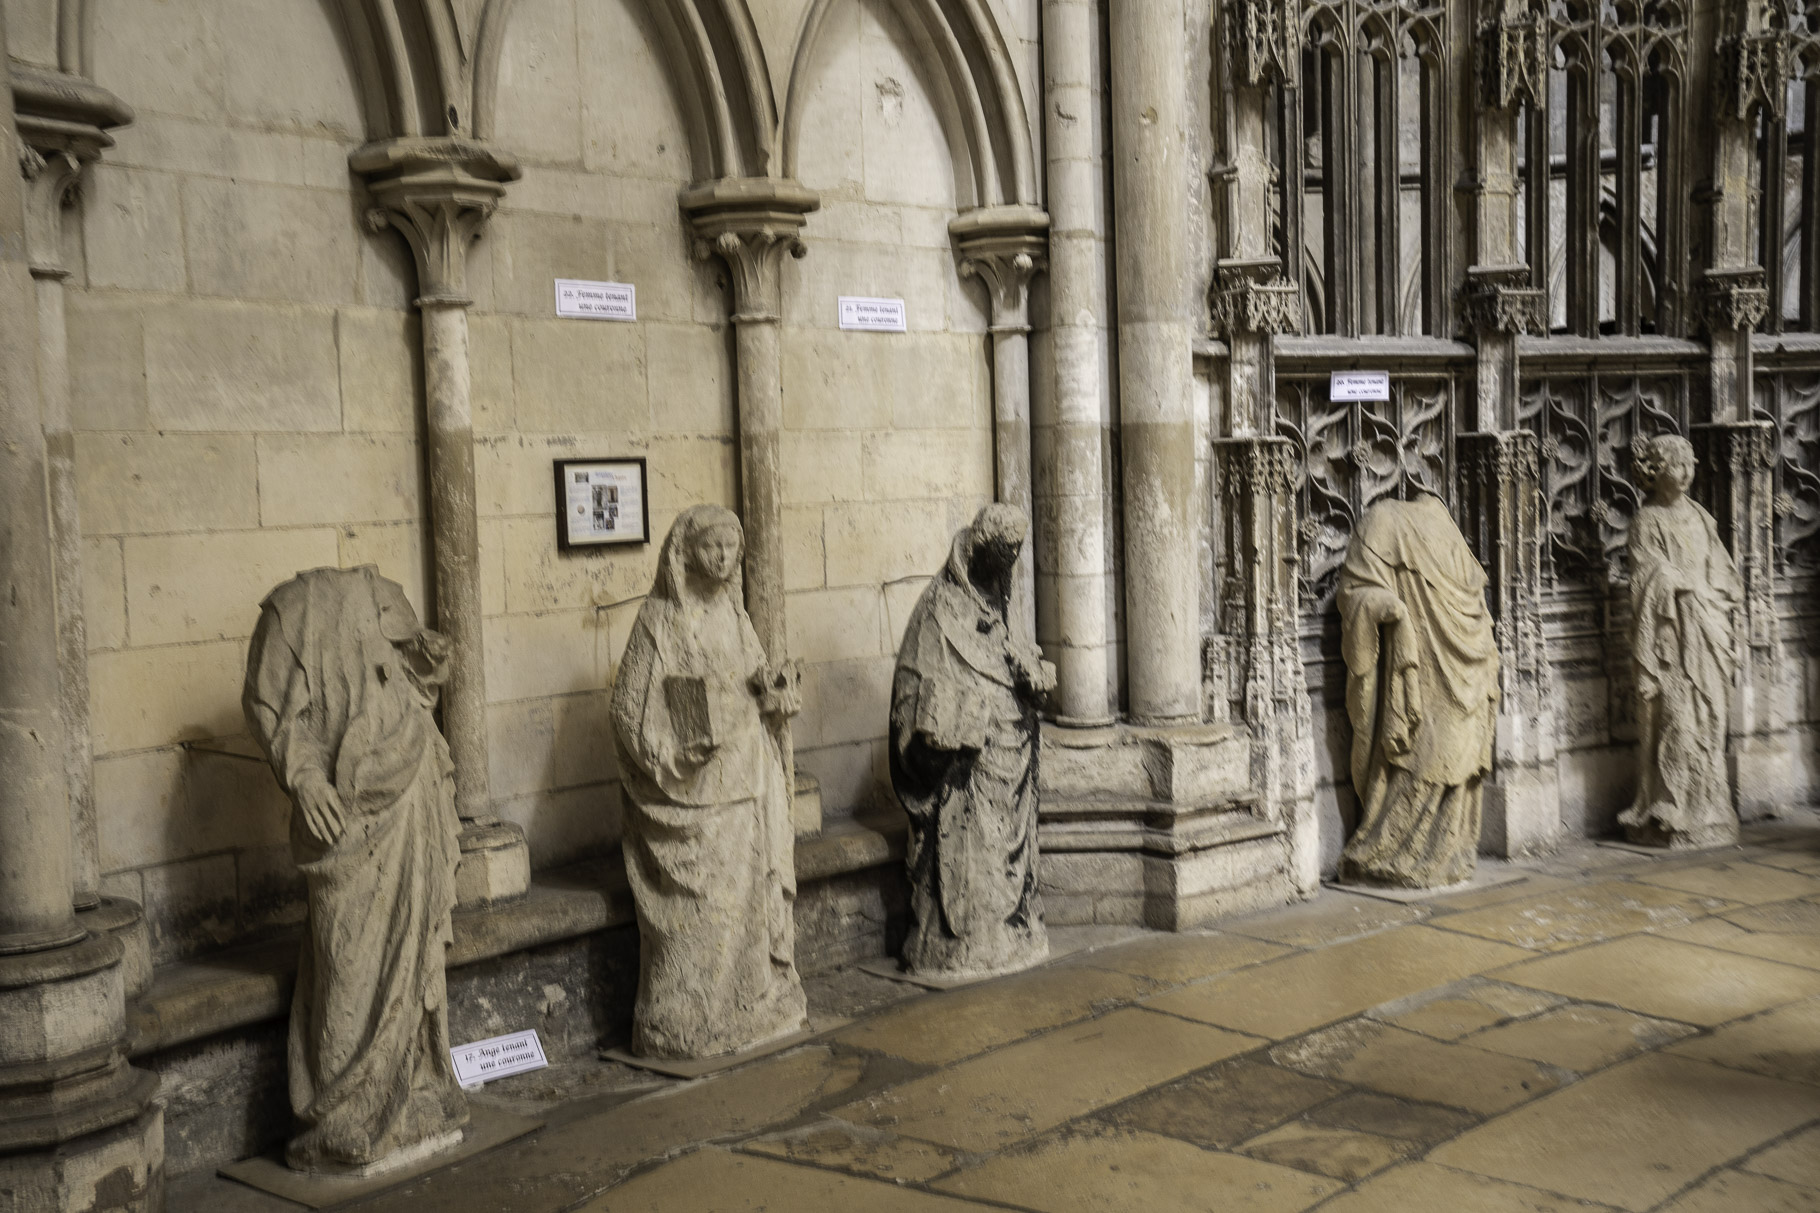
xmin=610 ymin=505 xmax=808 ymax=1059
xmin=890 ymin=504 xmax=1055 ymax=979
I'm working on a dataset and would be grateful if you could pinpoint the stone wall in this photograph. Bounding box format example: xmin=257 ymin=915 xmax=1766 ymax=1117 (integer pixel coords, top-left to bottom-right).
xmin=61 ymin=0 xmax=1030 ymax=961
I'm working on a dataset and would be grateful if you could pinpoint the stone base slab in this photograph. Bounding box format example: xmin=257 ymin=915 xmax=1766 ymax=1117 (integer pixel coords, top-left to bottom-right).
xmin=1039 ymin=830 xmax=1298 ymax=931
xmin=1333 ymin=866 xmax=1527 ymax=905
xmin=601 ymin=1018 xmax=846 ymax=1079
xmin=456 ymin=820 xmax=531 ymax=908
xmin=218 ymin=1105 xmax=540 ymax=1209
xmin=1480 ymin=763 xmax=1564 ymax=859
xmin=1734 ymin=734 xmax=1798 ymax=822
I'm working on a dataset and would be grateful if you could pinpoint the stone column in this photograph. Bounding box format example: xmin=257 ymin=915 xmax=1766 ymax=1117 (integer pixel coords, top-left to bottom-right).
xmin=1041 ymin=0 xmax=1114 ymax=726
xmin=1693 ymin=418 xmax=1795 ymax=820
xmin=0 ymin=35 xmax=161 ymax=1210
xmin=682 ymin=179 xmax=817 ymax=661
xmin=353 ymin=138 xmax=530 ymax=906
xmin=683 ymin=178 xmax=820 ymax=833
xmin=1111 ymin=0 xmax=1199 ymax=724
xmin=1693 ymin=14 xmax=1797 ymax=819
xmin=13 ymin=65 xmax=131 ymax=923
xmin=953 ymin=204 xmax=1049 ymax=642
xmin=1458 ymin=5 xmax=1562 ymax=857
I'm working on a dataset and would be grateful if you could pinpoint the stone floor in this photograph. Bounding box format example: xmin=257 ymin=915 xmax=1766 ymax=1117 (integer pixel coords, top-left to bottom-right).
xmin=178 ymin=818 xmax=1820 ymax=1212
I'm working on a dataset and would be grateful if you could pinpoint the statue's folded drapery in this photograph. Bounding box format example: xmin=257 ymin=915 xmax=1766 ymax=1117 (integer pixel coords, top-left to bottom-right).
xmin=1622 ymin=494 xmax=1742 ymax=847
xmin=243 ymin=566 xmax=466 ymax=1172
xmin=1337 ymin=496 xmax=1499 ymax=888
xmin=890 ymin=509 xmax=1047 ymax=978
xmin=611 ymin=506 xmax=806 ymax=1060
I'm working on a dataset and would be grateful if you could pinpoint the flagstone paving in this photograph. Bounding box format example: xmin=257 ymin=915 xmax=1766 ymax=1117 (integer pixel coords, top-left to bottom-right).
xmin=175 ymin=819 xmax=1820 ymax=1212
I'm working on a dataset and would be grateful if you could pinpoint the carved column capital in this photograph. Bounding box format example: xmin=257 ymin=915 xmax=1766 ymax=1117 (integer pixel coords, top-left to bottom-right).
xmin=1717 ymin=29 xmax=1790 ymax=122
xmin=352 ymin=138 xmax=520 ymax=305
xmin=951 ymin=205 xmax=1049 ymax=332
xmin=1461 ymin=264 xmax=1547 ymax=336
xmin=1477 ymin=9 xmax=1548 ymax=112
xmin=1221 ymin=0 xmax=1296 ymax=88
xmin=682 ymin=178 xmax=819 ymax=323
xmin=11 ymin=65 xmax=132 ymax=279
xmin=1209 ymin=258 xmax=1299 ymax=339
xmin=1699 ymin=267 xmax=1771 ymax=336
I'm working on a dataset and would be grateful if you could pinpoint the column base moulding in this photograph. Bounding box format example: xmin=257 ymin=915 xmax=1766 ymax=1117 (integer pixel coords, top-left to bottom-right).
xmin=1036 ymin=722 xmax=1301 ymax=931
xmin=455 ymin=821 xmax=531 ymax=909
xmin=77 ymin=897 xmax=150 ymax=1002
xmin=0 ymin=933 xmax=162 ymax=1212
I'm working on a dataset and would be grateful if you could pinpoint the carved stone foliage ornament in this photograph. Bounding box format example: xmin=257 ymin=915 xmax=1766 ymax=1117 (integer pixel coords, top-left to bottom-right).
xmin=1620 ymin=436 xmax=1744 ymax=850
xmin=1699 ymin=268 xmax=1771 ymax=335
xmin=890 ymin=504 xmax=1054 ymax=980
xmin=243 ymin=567 xmax=468 ymax=1174
xmin=1337 ymin=496 xmax=1499 ymax=888
xmin=610 ymin=506 xmax=807 ymax=1060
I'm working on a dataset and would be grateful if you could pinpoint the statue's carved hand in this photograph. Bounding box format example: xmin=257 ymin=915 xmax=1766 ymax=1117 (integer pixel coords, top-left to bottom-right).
xmin=754 ymin=660 xmax=803 ymax=720
xmin=676 ymin=741 xmax=718 ymax=773
xmin=294 ymin=774 xmax=346 ymax=848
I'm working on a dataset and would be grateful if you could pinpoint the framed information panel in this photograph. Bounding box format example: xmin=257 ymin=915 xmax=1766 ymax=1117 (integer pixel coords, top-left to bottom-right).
xmin=553 ymin=457 xmax=650 ymax=549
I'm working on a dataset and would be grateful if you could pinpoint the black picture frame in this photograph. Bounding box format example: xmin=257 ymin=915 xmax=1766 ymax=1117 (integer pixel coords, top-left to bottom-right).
xmin=552 ymin=457 xmax=651 ymax=550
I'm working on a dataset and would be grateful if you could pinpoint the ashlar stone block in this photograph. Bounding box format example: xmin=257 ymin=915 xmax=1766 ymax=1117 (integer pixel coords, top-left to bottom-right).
xmin=145 ymin=300 xmax=340 ymax=433
xmin=256 ymin=433 xmax=421 ymax=527
xmin=125 ymin=528 xmax=339 ymax=646
xmin=181 ymin=178 xmax=359 ymax=306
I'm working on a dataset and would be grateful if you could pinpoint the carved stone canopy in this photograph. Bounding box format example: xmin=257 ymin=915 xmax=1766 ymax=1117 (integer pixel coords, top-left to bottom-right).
xmin=1209 ymin=258 xmax=1299 ymax=339
xmin=1460 ymin=265 xmax=1547 ymax=337
xmin=1717 ymin=29 xmax=1791 ymax=122
xmin=1698 ymin=267 xmax=1771 ymax=336
xmin=1478 ymin=10 xmax=1549 ymax=112
xmin=1222 ymin=0 xmax=1295 ymax=89
xmin=351 ymin=137 xmax=521 ymax=304
xmin=950 ymin=204 xmax=1050 ymax=330
xmin=681 ymin=177 xmax=821 ymax=322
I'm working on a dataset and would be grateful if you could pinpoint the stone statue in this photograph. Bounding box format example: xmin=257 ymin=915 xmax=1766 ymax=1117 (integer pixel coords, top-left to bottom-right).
xmin=242 ymin=566 xmax=467 ymax=1175
xmin=1337 ymin=494 xmax=1499 ymax=888
xmin=1620 ymin=435 xmax=1743 ymax=849
xmin=890 ymin=503 xmax=1056 ymax=979
xmin=610 ymin=505 xmax=808 ymax=1059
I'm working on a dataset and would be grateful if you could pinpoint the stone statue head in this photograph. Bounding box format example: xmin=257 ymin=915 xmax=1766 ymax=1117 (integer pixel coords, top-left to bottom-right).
xmin=962 ymin=503 xmax=1028 ymax=604
xmin=654 ymin=504 xmax=744 ymax=603
xmin=1633 ymin=434 xmax=1696 ymax=502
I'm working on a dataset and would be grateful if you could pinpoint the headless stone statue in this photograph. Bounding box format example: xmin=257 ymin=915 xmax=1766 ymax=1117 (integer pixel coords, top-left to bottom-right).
xmin=890 ymin=504 xmax=1055 ymax=979
xmin=242 ymin=566 xmax=467 ymax=1175
xmin=610 ymin=505 xmax=808 ymax=1059
xmin=1337 ymin=495 xmax=1499 ymax=889
xmin=1621 ymin=435 xmax=1743 ymax=849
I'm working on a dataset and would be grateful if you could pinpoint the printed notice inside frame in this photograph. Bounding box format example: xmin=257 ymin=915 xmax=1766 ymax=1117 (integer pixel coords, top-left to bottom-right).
xmin=553 ymin=457 xmax=650 ymax=549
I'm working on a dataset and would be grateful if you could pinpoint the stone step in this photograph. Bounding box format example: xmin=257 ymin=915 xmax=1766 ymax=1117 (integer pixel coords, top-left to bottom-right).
xmin=1039 ymin=797 xmax=1280 ymax=857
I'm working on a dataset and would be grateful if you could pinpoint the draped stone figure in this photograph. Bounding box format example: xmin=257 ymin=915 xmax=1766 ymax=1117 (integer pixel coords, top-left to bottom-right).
xmin=242 ymin=566 xmax=467 ymax=1175
xmin=1337 ymin=495 xmax=1500 ymax=888
xmin=890 ymin=504 xmax=1056 ymax=979
xmin=1620 ymin=435 xmax=1743 ymax=849
xmin=611 ymin=505 xmax=807 ymax=1059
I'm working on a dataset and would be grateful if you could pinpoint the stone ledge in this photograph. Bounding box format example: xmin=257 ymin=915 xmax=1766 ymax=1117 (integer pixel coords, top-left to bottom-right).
xmin=125 ymin=814 xmax=909 ymax=1060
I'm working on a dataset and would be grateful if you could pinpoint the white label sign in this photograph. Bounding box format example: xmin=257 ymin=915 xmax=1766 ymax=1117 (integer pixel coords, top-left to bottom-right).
xmin=451 ymin=1029 xmax=548 ymax=1089
xmin=555 ymin=279 xmax=636 ymax=321
xmin=838 ymin=296 xmax=908 ymax=332
xmin=1330 ymin=371 xmax=1391 ymax=402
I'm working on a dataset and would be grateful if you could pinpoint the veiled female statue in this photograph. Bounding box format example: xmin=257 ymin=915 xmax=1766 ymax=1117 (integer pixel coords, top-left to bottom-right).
xmin=1620 ymin=435 xmax=1743 ymax=849
xmin=1337 ymin=494 xmax=1500 ymax=888
xmin=890 ymin=503 xmax=1055 ymax=979
xmin=243 ymin=566 xmax=467 ymax=1175
xmin=610 ymin=505 xmax=808 ymax=1059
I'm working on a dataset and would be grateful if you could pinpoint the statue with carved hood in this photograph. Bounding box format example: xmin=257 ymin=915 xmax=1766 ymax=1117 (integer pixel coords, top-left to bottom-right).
xmin=890 ymin=504 xmax=1055 ymax=979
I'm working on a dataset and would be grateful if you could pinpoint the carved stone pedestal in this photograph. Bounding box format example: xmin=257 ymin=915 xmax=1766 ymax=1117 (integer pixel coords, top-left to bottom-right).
xmin=1693 ymin=420 xmax=1797 ymax=821
xmin=1459 ymin=431 xmax=1563 ymax=857
xmin=1038 ymin=722 xmax=1298 ymax=930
